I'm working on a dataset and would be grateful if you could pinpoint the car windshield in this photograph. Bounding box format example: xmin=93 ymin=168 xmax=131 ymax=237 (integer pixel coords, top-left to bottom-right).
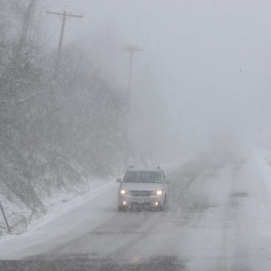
xmin=123 ymin=171 xmax=162 ymax=183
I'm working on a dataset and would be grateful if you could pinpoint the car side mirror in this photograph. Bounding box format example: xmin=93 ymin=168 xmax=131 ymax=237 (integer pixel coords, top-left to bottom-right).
xmin=116 ymin=178 xmax=122 ymax=183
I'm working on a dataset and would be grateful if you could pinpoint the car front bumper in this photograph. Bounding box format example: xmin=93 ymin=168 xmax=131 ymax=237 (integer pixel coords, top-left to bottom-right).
xmin=118 ymin=194 xmax=163 ymax=207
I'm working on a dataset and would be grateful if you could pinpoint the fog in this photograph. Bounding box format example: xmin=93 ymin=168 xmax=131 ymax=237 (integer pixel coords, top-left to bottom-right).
xmin=3 ymin=1 xmax=271 ymax=268
xmin=3 ymin=1 xmax=271 ymax=266
xmin=40 ymin=0 xmax=271 ymax=160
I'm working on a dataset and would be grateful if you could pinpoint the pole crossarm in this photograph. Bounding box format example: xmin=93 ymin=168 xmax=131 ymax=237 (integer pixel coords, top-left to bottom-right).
xmin=122 ymin=45 xmax=143 ymax=53
xmin=67 ymin=13 xmax=84 ymax=18
xmin=46 ymin=10 xmax=83 ymax=19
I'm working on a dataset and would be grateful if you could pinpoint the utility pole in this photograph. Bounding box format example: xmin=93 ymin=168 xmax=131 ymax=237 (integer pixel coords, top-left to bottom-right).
xmin=123 ymin=45 xmax=143 ymax=94
xmin=122 ymin=45 xmax=143 ymax=167
xmin=46 ymin=10 xmax=83 ymax=65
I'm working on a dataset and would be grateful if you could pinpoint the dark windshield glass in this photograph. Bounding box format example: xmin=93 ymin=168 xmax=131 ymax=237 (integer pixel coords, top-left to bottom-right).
xmin=123 ymin=171 xmax=162 ymax=183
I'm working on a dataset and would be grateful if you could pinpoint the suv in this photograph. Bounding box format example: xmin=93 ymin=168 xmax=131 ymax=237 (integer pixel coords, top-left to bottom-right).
xmin=116 ymin=166 xmax=169 ymax=211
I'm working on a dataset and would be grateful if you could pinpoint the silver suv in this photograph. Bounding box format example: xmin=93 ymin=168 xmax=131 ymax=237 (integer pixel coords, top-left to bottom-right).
xmin=116 ymin=166 xmax=169 ymax=211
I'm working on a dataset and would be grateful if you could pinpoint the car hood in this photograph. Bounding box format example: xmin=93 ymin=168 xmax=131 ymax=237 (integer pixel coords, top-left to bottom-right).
xmin=121 ymin=182 xmax=164 ymax=191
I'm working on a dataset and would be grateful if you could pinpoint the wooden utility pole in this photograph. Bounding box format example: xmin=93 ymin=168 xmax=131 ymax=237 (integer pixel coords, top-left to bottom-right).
xmin=122 ymin=45 xmax=143 ymax=93
xmin=46 ymin=10 xmax=83 ymax=64
xmin=122 ymin=45 xmax=143 ymax=168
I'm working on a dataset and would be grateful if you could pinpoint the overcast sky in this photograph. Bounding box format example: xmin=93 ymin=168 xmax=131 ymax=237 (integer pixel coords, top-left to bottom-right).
xmin=41 ymin=0 xmax=271 ymax=157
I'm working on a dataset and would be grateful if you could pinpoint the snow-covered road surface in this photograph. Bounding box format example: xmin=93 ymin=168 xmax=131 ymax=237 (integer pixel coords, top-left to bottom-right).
xmin=1 ymin=154 xmax=271 ymax=270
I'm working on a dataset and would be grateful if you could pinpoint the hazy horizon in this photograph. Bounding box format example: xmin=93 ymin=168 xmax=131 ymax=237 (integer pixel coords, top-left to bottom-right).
xmin=41 ymin=0 xmax=271 ymax=160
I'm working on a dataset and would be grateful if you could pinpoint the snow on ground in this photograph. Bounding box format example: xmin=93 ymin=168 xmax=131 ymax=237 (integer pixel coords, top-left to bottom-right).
xmin=2 ymin=149 xmax=271 ymax=266
xmin=253 ymin=148 xmax=271 ymax=190
xmin=0 ymin=177 xmax=117 ymax=242
xmin=160 ymin=151 xmax=201 ymax=174
xmin=244 ymin=148 xmax=271 ymax=236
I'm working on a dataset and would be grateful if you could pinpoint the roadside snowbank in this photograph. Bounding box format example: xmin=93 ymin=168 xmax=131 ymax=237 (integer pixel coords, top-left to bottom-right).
xmin=0 ymin=178 xmax=117 ymax=240
xmin=253 ymin=149 xmax=271 ymax=190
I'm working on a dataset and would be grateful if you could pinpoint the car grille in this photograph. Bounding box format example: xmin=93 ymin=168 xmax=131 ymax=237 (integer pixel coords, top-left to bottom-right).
xmin=130 ymin=190 xmax=152 ymax=197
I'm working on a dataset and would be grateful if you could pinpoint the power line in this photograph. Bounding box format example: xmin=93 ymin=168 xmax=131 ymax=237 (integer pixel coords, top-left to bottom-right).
xmin=64 ymin=24 xmax=90 ymax=40
xmin=77 ymin=18 xmax=94 ymax=33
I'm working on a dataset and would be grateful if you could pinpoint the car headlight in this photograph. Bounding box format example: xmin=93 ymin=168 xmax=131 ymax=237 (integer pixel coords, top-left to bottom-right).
xmin=153 ymin=190 xmax=163 ymax=195
xmin=120 ymin=189 xmax=128 ymax=195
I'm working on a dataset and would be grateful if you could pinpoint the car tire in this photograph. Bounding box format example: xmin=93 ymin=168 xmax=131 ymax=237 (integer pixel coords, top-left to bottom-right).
xmin=118 ymin=206 xmax=126 ymax=212
xmin=160 ymin=195 xmax=167 ymax=211
xmin=165 ymin=194 xmax=169 ymax=208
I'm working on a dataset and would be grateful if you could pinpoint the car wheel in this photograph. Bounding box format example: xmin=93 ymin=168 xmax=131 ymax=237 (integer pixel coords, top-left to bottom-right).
xmin=118 ymin=206 xmax=126 ymax=212
xmin=160 ymin=196 xmax=167 ymax=211
xmin=165 ymin=194 xmax=169 ymax=207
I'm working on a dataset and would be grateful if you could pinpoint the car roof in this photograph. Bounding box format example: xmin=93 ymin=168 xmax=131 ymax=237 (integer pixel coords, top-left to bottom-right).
xmin=126 ymin=166 xmax=161 ymax=172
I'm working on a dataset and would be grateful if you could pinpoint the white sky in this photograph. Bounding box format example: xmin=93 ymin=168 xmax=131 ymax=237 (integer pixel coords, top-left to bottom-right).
xmin=41 ymin=0 xmax=271 ymax=157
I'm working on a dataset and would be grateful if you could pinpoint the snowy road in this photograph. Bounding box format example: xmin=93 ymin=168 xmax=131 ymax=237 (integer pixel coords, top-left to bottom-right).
xmin=1 ymin=155 xmax=271 ymax=270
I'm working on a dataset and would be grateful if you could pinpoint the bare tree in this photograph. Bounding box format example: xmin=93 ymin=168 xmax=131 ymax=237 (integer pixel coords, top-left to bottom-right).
xmin=16 ymin=0 xmax=38 ymax=56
